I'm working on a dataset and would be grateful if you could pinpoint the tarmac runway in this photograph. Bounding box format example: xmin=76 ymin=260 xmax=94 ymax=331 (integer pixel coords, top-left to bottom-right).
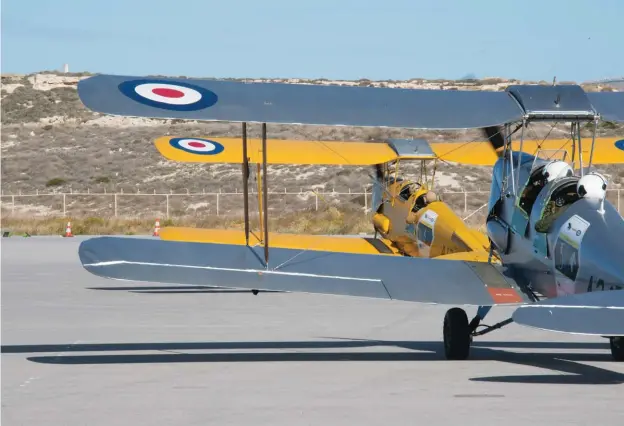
xmin=2 ymin=237 xmax=623 ymax=425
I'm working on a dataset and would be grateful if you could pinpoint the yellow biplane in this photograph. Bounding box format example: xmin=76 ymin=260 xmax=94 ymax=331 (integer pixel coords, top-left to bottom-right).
xmin=75 ymin=74 xmax=624 ymax=361
xmin=153 ymin=133 xmax=497 ymax=268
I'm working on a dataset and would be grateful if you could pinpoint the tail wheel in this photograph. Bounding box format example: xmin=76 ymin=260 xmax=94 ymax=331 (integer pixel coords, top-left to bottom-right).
xmin=610 ymin=337 xmax=624 ymax=361
xmin=443 ymin=308 xmax=471 ymax=360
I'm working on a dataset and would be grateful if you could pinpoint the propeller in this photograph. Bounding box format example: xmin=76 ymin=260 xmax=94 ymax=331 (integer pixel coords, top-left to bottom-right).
xmin=482 ymin=125 xmax=505 ymax=155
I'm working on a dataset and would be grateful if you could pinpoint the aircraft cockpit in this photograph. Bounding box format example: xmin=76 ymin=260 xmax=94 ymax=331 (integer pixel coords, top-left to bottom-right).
xmin=533 ymin=176 xmax=581 ymax=233
xmin=518 ymin=164 xmax=547 ymax=215
xmin=519 ymin=160 xmax=574 ymax=217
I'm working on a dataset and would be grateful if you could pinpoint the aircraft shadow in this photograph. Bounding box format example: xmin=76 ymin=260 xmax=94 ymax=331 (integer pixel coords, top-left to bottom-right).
xmin=3 ymin=339 xmax=622 ymax=385
xmin=87 ymin=286 xmax=279 ymax=294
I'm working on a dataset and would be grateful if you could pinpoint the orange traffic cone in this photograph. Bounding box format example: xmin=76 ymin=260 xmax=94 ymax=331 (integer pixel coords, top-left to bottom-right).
xmin=64 ymin=221 xmax=74 ymax=237
xmin=153 ymin=219 xmax=160 ymax=237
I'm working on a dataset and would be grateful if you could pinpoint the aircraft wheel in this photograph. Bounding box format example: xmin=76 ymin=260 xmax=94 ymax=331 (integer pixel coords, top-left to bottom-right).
xmin=443 ymin=308 xmax=471 ymax=360
xmin=609 ymin=337 xmax=624 ymax=361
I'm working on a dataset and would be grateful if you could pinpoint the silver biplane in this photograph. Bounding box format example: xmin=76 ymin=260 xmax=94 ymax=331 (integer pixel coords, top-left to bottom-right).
xmin=76 ymin=75 xmax=624 ymax=360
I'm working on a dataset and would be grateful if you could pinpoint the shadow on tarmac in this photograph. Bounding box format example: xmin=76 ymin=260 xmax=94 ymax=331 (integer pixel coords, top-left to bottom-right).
xmin=3 ymin=338 xmax=622 ymax=385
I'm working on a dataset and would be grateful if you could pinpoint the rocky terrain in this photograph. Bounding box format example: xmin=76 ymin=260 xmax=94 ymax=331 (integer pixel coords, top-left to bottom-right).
xmin=1 ymin=72 xmax=623 ymax=227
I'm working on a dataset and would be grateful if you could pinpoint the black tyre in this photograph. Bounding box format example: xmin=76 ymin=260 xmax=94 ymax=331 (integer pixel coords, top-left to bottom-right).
xmin=610 ymin=337 xmax=624 ymax=361
xmin=443 ymin=308 xmax=471 ymax=360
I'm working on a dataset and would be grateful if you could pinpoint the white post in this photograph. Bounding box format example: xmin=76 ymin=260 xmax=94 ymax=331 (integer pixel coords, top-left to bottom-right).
xmin=364 ymin=186 xmax=368 ymax=212
xmin=217 ymin=193 xmax=220 ymax=216
xmin=114 ymin=194 xmax=118 ymax=217
xmin=464 ymin=192 xmax=468 ymax=213
xmin=315 ymin=193 xmax=319 ymax=211
xmin=166 ymin=194 xmax=170 ymax=218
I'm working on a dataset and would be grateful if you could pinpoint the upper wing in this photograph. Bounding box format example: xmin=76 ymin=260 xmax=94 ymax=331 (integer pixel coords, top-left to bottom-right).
xmin=159 ymin=228 xmax=399 ymax=255
xmin=512 ymin=290 xmax=624 ymax=336
xmin=77 ymin=75 xmax=624 ymax=130
xmin=77 ymin=74 xmax=525 ymax=130
xmin=155 ymin=137 xmax=398 ymax=165
xmin=431 ymin=137 xmax=624 ymax=165
xmin=79 ymin=236 xmax=530 ymax=306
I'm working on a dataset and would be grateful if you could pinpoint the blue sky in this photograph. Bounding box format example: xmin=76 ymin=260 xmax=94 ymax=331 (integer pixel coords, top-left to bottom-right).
xmin=2 ymin=0 xmax=622 ymax=81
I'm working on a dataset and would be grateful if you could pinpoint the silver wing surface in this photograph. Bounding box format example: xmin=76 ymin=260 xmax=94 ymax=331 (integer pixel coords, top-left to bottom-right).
xmin=512 ymin=290 xmax=624 ymax=336
xmin=78 ymin=237 xmax=530 ymax=306
xmin=77 ymin=74 xmax=524 ymax=129
xmin=77 ymin=75 xmax=624 ymax=129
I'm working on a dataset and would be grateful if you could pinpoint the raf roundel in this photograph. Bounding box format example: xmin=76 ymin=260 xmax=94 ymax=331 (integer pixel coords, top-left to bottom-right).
xmin=169 ymin=138 xmax=225 ymax=155
xmin=615 ymin=139 xmax=624 ymax=152
xmin=118 ymin=79 xmax=218 ymax=111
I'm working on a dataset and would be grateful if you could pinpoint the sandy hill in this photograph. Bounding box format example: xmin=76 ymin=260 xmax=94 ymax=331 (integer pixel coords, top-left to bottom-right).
xmin=1 ymin=72 xmax=622 ymax=222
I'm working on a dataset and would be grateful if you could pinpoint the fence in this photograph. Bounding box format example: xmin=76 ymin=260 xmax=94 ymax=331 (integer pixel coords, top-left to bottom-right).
xmin=1 ymin=188 xmax=622 ymax=220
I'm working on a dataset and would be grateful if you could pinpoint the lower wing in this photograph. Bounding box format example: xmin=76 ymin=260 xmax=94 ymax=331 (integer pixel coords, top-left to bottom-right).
xmin=78 ymin=237 xmax=530 ymax=306
xmin=431 ymin=138 xmax=624 ymax=165
xmin=512 ymin=290 xmax=624 ymax=336
xmin=159 ymin=227 xmax=399 ymax=255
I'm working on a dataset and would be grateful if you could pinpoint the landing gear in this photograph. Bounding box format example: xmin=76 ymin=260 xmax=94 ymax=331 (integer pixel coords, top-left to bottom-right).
xmin=610 ymin=337 xmax=624 ymax=361
xmin=443 ymin=308 xmax=471 ymax=360
xmin=442 ymin=306 xmax=513 ymax=360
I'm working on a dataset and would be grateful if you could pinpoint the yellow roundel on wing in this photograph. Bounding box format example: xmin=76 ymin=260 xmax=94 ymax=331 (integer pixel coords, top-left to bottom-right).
xmin=154 ymin=137 xmax=399 ymax=166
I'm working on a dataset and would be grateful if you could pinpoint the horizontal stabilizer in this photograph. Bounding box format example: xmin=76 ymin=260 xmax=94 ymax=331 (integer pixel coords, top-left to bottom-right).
xmin=77 ymin=74 xmax=525 ymax=129
xmin=512 ymin=290 xmax=624 ymax=336
xmin=78 ymin=237 xmax=530 ymax=306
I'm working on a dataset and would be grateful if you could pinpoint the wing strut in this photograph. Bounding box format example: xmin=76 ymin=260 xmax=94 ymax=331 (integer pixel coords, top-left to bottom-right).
xmin=262 ymin=123 xmax=269 ymax=265
xmin=241 ymin=122 xmax=250 ymax=245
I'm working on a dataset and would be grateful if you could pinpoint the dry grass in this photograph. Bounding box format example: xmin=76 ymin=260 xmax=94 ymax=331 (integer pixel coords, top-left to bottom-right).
xmin=1 ymin=207 xmax=372 ymax=236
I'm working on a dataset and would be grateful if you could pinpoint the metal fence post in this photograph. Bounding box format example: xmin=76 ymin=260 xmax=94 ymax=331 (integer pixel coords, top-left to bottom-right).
xmin=464 ymin=192 xmax=468 ymax=213
xmin=114 ymin=194 xmax=118 ymax=217
xmin=217 ymin=193 xmax=220 ymax=216
xmin=315 ymin=193 xmax=318 ymax=211
xmin=166 ymin=194 xmax=170 ymax=218
xmin=364 ymin=186 xmax=368 ymax=212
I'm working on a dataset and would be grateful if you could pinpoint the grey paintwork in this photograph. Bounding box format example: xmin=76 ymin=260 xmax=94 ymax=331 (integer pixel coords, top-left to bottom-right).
xmin=506 ymin=85 xmax=596 ymax=119
xmin=77 ymin=75 xmax=624 ymax=130
xmin=78 ymin=236 xmax=527 ymax=306
xmin=512 ymin=290 xmax=624 ymax=335
xmin=489 ymin=148 xmax=624 ymax=297
xmin=587 ymin=92 xmax=624 ymax=123
xmin=77 ymin=74 xmax=525 ymax=130
xmin=387 ymin=138 xmax=436 ymax=158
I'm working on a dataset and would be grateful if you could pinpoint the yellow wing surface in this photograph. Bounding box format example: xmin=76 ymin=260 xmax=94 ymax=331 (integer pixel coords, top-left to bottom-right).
xmin=159 ymin=227 xmax=400 ymax=255
xmin=155 ymin=137 xmax=398 ymax=165
xmin=156 ymin=136 xmax=624 ymax=166
xmin=431 ymin=137 xmax=624 ymax=166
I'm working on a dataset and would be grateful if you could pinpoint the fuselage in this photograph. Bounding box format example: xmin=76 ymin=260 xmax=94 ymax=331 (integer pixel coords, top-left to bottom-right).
xmin=486 ymin=152 xmax=624 ymax=298
xmin=372 ymin=179 xmax=492 ymax=261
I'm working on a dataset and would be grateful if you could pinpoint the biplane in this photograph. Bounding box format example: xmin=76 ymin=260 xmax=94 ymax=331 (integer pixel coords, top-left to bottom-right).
xmin=76 ymin=74 xmax=624 ymax=361
xmin=154 ymin=134 xmax=495 ymax=261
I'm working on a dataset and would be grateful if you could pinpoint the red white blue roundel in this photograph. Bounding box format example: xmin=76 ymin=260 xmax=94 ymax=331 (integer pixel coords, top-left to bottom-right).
xmin=169 ymin=137 xmax=224 ymax=155
xmin=118 ymin=79 xmax=218 ymax=111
